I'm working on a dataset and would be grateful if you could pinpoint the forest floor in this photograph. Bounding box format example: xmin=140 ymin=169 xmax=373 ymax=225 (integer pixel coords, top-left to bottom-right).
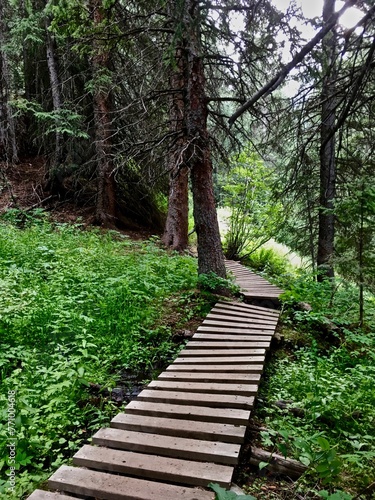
xmin=0 ymin=157 xmax=155 ymax=240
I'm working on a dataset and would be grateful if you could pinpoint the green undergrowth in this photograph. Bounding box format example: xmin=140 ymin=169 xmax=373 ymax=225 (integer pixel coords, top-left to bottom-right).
xmin=250 ymin=269 xmax=375 ymax=498
xmin=0 ymin=214 xmax=208 ymax=498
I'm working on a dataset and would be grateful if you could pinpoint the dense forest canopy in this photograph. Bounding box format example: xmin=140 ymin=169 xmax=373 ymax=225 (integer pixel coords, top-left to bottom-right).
xmin=0 ymin=0 xmax=374 ymax=286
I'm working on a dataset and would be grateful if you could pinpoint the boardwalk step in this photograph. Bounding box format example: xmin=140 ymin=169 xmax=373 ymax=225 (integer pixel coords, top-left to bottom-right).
xmin=111 ymin=413 xmax=246 ymax=443
xmin=206 ymin=313 xmax=277 ymax=325
xmin=203 ymin=319 xmax=275 ymax=330
xmin=137 ymin=389 xmax=254 ymax=410
xmin=48 ymin=465 xmax=215 ymax=500
xmin=93 ymin=427 xmax=241 ymax=465
xmin=147 ymin=380 xmax=258 ymax=396
xmin=193 ymin=332 xmax=272 ymax=347
xmin=27 ymin=491 xmax=78 ymax=500
xmin=166 ymin=363 xmax=264 ymax=373
xmin=173 ymin=356 xmax=265 ymax=364
xmin=158 ymin=371 xmax=261 ymax=383
xmin=198 ymin=326 xmax=273 ymax=335
xmin=217 ymin=300 xmax=280 ymax=316
xmin=179 ymin=349 xmax=268 ymax=357
xmin=187 ymin=339 xmax=268 ymax=350
xmin=74 ymin=444 xmax=233 ymax=488
xmin=124 ymin=401 xmax=251 ymax=424
xmin=210 ymin=306 xmax=278 ymax=321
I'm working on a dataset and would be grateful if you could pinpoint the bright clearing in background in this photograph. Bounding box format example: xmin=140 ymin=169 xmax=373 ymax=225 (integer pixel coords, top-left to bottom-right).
xmin=271 ymin=0 xmax=364 ymax=29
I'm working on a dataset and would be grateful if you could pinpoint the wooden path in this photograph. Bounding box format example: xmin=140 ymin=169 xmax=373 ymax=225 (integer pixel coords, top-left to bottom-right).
xmin=226 ymin=260 xmax=284 ymax=308
xmin=29 ymin=283 xmax=280 ymax=499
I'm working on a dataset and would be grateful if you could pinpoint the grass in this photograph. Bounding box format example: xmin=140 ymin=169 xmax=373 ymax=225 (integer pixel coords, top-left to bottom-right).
xmin=239 ymin=268 xmax=375 ymax=499
xmin=0 ymin=213 xmax=207 ymax=498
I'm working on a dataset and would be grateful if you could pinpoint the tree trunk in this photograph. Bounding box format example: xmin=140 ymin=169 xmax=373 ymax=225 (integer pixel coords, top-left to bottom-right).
xmin=90 ymin=0 xmax=116 ymax=227
xmin=45 ymin=16 xmax=63 ymax=168
xmin=0 ymin=0 xmax=18 ymax=163
xmin=317 ymin=0 xmax=337 ymax=281
xmin=185 ymin=0 xmax=226 ymax=277
xmin=162 ymin=45 xmax=189 ymax=252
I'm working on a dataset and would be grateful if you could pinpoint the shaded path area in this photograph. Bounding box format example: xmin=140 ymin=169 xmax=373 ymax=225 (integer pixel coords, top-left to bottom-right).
xmin=29 ymin=266 xmax=281 ymax=500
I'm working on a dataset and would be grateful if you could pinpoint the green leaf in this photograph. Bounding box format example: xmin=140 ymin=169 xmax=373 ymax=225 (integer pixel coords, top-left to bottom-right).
xmin=317 ymin=437 xmax=330 ymax=451
xmin=208 ymin=483 xmax=256 ymax=500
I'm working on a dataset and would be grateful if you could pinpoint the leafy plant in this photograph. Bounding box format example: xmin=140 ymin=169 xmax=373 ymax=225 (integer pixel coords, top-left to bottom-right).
xmin=197 ymin=272 xmax=239 ymax=294
xmin=0 ymin=219 xmax=203 ymax=498
xmin=219 ymin=147 xmax=282 ymax=261
xmin=209 ymin=483 xmax=256 ymax=500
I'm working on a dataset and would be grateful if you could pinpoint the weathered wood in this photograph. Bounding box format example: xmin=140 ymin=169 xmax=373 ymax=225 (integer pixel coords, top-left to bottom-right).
xmin=27 ymin=492 xmax=78 ymax=500
xmin=210 ymin=307 xmax=278 ymax=321
xmin=217 ymin=300 xmax=279 ymax=316
xmin=93 ymin=428 xmax=241 ymax=465
xmin=48 ymin=465 xmax=215 ymax=500
xmin=173 ymin=356 xmax=265 ymax=364
xmin=179 ymin=349 xmax=268 ymax=357
xmin=225 ymin=261 xmax=284 ymax=303
xmin=198 ymin=326 xmax=273 ymax=335
xmin=111 ymin=413 xmax=246 ymax=443
xmin=187 ymin=341 xmax=268 ymax=349
xmin=194 ymin=333 xmax=273 ymax=341
xmin=137 ymin=389 xmax=255 ymax=410
xmin=158 ymin=371 xmax=261 ymax=383
xmin=125 ymin=400 xmax=251 ymax=424
xmin=166 ymin=363 xmax=264 ymax=373
xmin=206 ymin=313 xmax=277 ymax=326
xmin=248 ymin=447 xmax=307 ymax=479
xmin=74 ymin=445 xmax=233 ymax=488
xmin=203 ymin=319 xmax=275 ymax=330
xmin=147 ymin=380 xmax=258 ymax=396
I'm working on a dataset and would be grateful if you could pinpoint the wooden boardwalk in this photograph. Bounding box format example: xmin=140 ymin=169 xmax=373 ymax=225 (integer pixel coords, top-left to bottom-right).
xmin=29 ymin=293 xmax=280 ymax=498
xmin=226 ymin=260 xmax=284 ymax=308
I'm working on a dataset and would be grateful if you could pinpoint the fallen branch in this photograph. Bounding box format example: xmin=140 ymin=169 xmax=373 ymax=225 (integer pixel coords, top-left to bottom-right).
xmin=249 ymin=446 xmax=307 ymax=479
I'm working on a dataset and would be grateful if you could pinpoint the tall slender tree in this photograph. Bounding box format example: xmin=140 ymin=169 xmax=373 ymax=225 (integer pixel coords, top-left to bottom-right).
xmin=317 ymin=0 xmax=337 ymax=280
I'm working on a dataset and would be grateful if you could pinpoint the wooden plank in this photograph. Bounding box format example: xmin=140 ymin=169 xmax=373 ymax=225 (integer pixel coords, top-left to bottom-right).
xmin=209 ymin=308 xmax=278 ymax=322
xmin=124 ymin=400 xmax=251 ymax=424
xmin=93 ymin=428 xmax=241 ymax=465
xmin=242 ymin=292 xmax=281 ymax=298
xmin=166 ymin=363 xmax=263 ymax=373
xmin=179 ymin=349 xmax=267 ymax=357
xmin=48 ymin=465 xmax=215 ymax=500
xmin=147 ymin=380 xmax=258 ymax=396
xmin=198 ymin=326 xmax=273 ymax=335
xmin=111 ymin=413 xmax=246 ymax=443
xmin=158 ymin=371 xmax=261 ymax=383
xmin=203 ymin=319 xmax=275 ymax=330
xmin=217 ymin=300 xmax=279 ymax=316
xmin=137 ymin=389 xmax=255 ymax=410
xmin=74 ymin=445 xmax=233 ymax=488
xmin=211 ymin=304 xmax=279 ymax=320
xmin=28 ymin=492 xmax=78 ymax=500
xmin=173 ymin=356 xmax=265 ymax=364
xmin=184 ymin=341 xmax=270 ymax=348
xmin=193 ymin=334 xmax=273 ymax=342
xmin=205 ymin=313 xmax=277 ymax=326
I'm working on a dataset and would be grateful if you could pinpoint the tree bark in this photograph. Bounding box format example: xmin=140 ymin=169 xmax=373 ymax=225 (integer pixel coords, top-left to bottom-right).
xmin=185 ymin=0 xmax=226 ymax=277
xmin=249 ymin=447 xmax=307 ymax=479
xmin=317 ymin=0 xmax=337 ymax=281
xmin=45 ymin=16 xmax=63 ymax=168
xmin=162 ymin=44 xmax=189 ymax=252
xmin=90 ymin=0 xmax=116 ymax=227
xmin=0 ymin=0 xmax=18 ymax=163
